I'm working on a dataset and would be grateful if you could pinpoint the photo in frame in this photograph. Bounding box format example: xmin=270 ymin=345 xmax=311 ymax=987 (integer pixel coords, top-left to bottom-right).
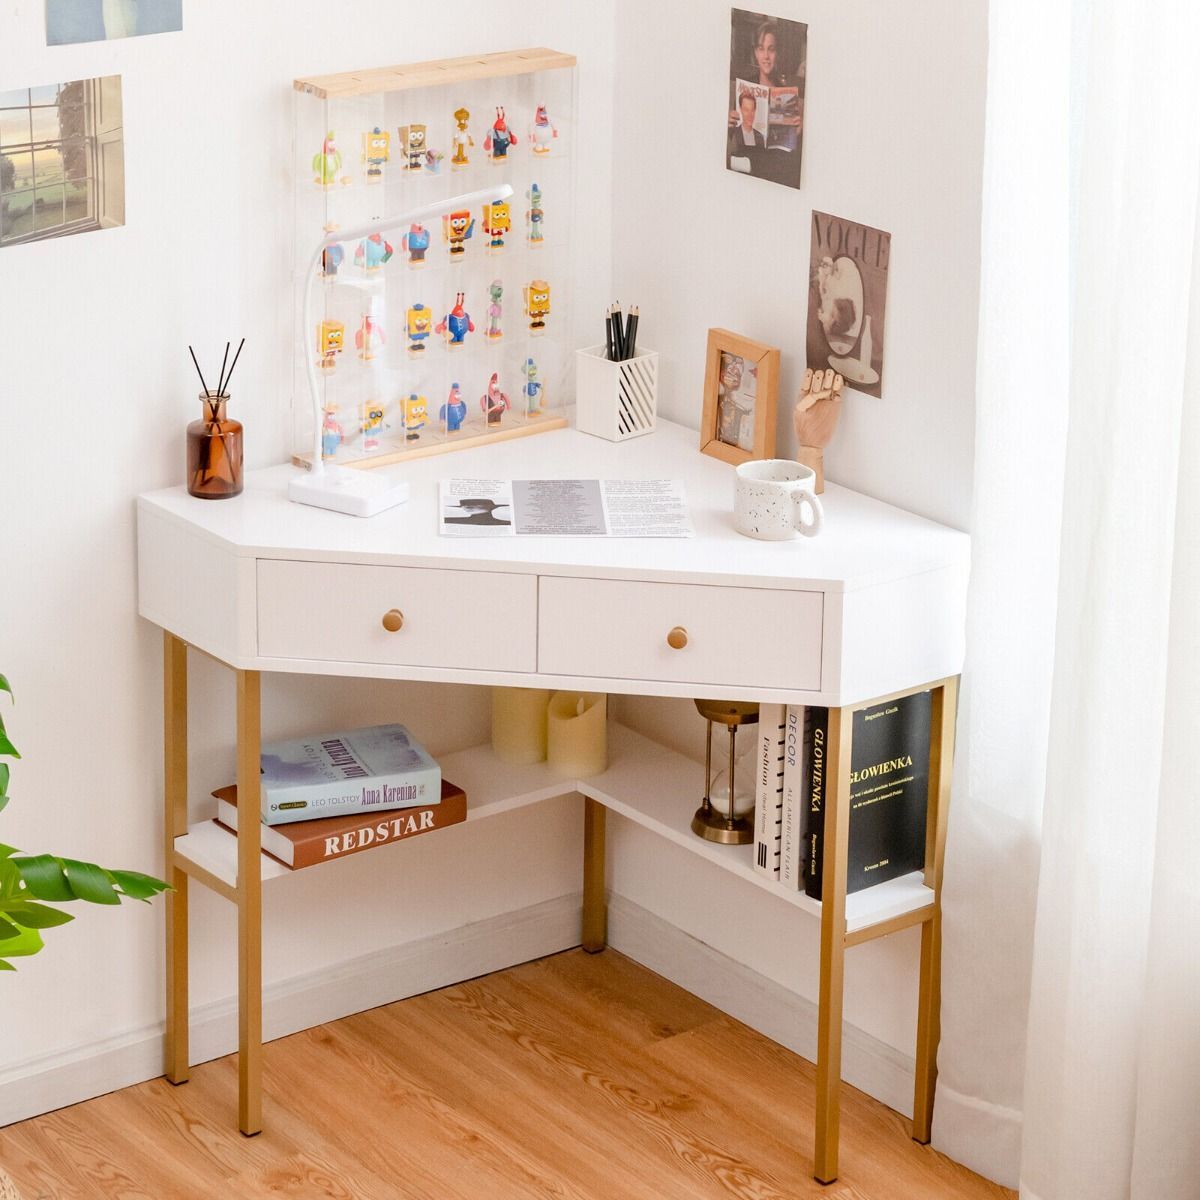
xmin=806 ymin=210 xmax=891 ymax=398
xmin=726 ymin=8 xmax=807 ymax=190
xmin=700 ymin=328 xmax=780 ymax=465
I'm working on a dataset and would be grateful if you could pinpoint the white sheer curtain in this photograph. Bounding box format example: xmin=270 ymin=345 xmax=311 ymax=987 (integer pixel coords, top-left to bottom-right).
xmin=936 ymin=1 xmax=1200 ymax=1195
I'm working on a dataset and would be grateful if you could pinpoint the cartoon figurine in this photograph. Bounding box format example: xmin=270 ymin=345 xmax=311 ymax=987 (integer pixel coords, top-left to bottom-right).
xmin=406 ymin=303 xmax=432 ymax=357
xmin=481 ymin=200 xmax=511 ymax=253
xmin=355 ymin=232 xmax=393 ymax=272
xmin=321 ymin=242 xmax=345 ymax=278
xmin=312 ymin=131 xmax=344 ymax=187
xmin=480 ymin=372 xmax=511 ymax=425
xmin=403 ymin=394 xmax=427 ymax=442
xmin=451 ymin=107 xmax=473 ymax=169
xmin=521 ymin=358 xmax=544 ymax=415
xmin=436 ymin=292 xmax=475 ymax=348
xmin=401 ymin=222 xmax=430 ymax=269
xmin=523 ymin=280 xmax=550 ymax=335
xmin=526 ymin=182 xmax=544 ymax=247
xmin=483 ymin=107 xmax=517 ymax=162
xmin=398 ymin=124 xmax=427 ymax=171
xmin=361 ymin=127 xmax=390 ymax=181
xmin=486 ymin=280 xmax=504 ymax=341
xmin=530 ymin=105 xmax=558 ymax=155
xmin=441 ymin=382 xmax=467 ymax=433
xmin=443 ymin=209 xmax=474 ymax=258
xmin=317 ymin=320 xmax=344 ymax=371
xmin=361 ymin=402 xmax=387 ymax=451
xmin=356 ymin=313 xmax=384 ymax=361
xmin=320 ymin=403 xmax=343 ymax=459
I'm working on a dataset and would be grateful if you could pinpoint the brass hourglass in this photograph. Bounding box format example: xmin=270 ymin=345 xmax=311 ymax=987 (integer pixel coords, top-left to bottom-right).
xmin=691 ymin=699 xmax=760 ymax=844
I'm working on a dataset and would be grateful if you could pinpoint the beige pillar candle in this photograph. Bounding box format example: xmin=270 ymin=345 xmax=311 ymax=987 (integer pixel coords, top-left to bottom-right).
xmin=546 ymin=692 xmax=608 ymax=778
xmin=491 ymin=687 xmax=552 ymax=765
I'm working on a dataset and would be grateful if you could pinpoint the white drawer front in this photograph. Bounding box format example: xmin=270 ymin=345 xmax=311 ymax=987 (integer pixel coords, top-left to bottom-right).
xmin=258 ymin=560 xmax=537 ymax=673
xmin=539 ymin=576 xmax=822 ymax=690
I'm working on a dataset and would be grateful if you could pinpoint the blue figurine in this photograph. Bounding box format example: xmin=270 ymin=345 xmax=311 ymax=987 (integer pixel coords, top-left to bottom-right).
xmin=440 ymin=383 xmax=467 ymax=433
xmin=321 ymin=242 xmax=345 ymax=278
xmin=401 ymin=222 xmax=431 ymax=269
xmin=521 ymin=358 xmax=544 ymax=415
xmin=435 ymin=292 xmax=475 ymax=348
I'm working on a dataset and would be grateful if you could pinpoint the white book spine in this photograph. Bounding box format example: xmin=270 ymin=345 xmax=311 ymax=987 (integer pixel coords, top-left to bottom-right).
xmin=262 ymin=765 xmax=441 ymax=826
xmin=753 ymin=703 xmax=786 ymax=879
xmin=779 ymin=705 xmax=806 ymax=890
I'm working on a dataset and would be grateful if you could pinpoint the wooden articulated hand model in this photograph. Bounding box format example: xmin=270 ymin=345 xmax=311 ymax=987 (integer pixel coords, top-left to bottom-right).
xmin=793 ymin=367 xmax=844 ymax=494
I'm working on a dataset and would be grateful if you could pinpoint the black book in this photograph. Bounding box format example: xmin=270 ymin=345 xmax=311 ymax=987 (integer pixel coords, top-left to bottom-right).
xmin=804 ymin=691 xmax=932 ymax=900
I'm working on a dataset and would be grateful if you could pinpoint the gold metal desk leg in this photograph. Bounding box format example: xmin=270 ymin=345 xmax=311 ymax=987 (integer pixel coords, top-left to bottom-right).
xmin=582 ymin=796 xmax=607 ymax=953
xmin=912 ymin=677 xmax=958 ymax=1143
xmin=236 ymin=670 xmax=263 ymax=1136
xmin=163 ymin=633 xmax=190 ymax=1085
xmin=815 ymin=705 xmax=853 ymax=1184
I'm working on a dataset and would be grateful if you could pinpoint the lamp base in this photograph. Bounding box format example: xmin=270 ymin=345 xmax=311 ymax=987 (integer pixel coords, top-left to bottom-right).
xmin=288 ymin=466 xmax=410 ymax=517
xmin=691 ymin=804 xmax=754 ymax=845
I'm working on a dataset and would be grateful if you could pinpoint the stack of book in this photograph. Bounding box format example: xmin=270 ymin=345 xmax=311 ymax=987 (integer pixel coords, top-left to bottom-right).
xmin=213 ymin=724 xmax=466 ymax=870
xmin=753 ymin=692 xmax=933 ymax=899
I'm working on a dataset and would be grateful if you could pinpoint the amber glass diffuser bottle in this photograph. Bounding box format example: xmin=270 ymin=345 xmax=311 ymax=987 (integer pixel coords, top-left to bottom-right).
xmin=187 ymin=393 xmax=243 ymax=499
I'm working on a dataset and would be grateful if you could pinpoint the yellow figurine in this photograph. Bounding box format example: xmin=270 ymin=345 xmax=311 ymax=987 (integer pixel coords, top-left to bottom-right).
xmin=317 ymin=320 xmax=345 ymax=371
xmin=406 ymin=303 xmax=432 ymax=357
xmin=482 ymin=200 xmax=511 ymax=253
xmin=523 ymin=280 xmax=550 ymax=336
xmin=361 ymin=127 xmax=390 ymax=181
xmin=398 ymin=123 xmax=427 ymax=171
xmin=451 ymin=107 xmax=473 ymax=169
xmin=403 ymin=394 xmax=427 ymax=442
xmin=361 ymin=401 xmax=387 ymax=451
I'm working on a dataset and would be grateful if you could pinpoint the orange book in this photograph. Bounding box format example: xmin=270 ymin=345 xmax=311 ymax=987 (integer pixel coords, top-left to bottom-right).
xmin=213 ymin=780 xmax=466 ymax=870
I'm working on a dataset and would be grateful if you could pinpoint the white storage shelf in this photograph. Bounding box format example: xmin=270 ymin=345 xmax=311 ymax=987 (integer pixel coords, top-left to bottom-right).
xmin=175 ymin=723 xmax=933 ymax=937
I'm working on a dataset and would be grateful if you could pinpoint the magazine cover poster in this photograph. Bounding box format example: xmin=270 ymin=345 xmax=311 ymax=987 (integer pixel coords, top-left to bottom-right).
xmin=726 ymin=8 xmax=807 ymax=190
xmin=806 ymin=211 xmax=891 ymax=399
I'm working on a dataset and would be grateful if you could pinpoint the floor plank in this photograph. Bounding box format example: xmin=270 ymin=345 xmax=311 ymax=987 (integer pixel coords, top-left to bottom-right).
xmin=0 ymin=950 xmax=1014 ymax=1200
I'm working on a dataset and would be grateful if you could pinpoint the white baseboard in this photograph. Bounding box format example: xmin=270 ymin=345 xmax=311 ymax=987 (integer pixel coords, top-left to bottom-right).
xmin=607 ymin=893 xmax=917 ymax=1119
xmin=0 ymin=893 xmax=582 ymax=1129
xmin=0 ymin=891 xmax=917 ymax=1131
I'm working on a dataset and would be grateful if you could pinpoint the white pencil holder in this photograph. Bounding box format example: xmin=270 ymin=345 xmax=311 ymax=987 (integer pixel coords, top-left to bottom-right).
xmin=575 ymin=345 xmax=659 ymax=442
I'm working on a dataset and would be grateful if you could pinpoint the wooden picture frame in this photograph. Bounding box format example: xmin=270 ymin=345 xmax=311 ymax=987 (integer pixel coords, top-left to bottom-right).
xmin=700 ymin=328 xmax=779 ymax=465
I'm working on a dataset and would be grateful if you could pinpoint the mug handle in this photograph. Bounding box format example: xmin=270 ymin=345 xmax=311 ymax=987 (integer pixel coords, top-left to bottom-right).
xmin=792 ymin=489 xmax=824 ymax=538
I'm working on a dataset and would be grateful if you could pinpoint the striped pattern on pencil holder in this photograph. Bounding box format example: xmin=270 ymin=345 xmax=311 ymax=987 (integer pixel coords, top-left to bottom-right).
xmin=575 ymin=345 xmax=659 ymax=442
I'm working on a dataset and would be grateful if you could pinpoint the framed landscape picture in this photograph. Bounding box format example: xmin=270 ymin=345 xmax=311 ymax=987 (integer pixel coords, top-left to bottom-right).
xmin=700 ymin=328 xmax=779 ymax=466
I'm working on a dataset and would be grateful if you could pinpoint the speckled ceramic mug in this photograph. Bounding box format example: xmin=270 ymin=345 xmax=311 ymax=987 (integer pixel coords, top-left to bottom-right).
xmin=734 ymin=459 xmax=824 ymax=540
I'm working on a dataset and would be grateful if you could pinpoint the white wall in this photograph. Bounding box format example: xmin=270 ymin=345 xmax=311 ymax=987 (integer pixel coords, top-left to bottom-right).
xmin=0 ymin=0 xmax=613 ymax=1098
xmin=609 ymin=0 xmax=987 ymax=1069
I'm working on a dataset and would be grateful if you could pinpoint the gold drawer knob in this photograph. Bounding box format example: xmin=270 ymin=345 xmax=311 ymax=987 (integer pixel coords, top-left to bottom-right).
xmin=381 ymin=609 xmax=404 ymax=633
xmin=667 ymin=626 xmax=688 ymax=650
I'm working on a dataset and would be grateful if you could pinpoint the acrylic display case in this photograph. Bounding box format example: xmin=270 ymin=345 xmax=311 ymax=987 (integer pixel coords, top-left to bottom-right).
xmin=293 ymin=49 xmax=577 ymax=469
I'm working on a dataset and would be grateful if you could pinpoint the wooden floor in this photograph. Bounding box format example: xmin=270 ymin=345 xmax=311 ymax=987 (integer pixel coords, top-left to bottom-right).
xmin=0 ymin=950 xmax=1013 ymax=1200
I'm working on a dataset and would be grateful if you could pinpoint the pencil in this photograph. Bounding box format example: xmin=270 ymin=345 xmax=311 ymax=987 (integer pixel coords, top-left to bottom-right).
xmin=626 ymin=306 xmax=639 ymax=360
xmin=613 ymin=303 xmax=626 ymax=360
xmin=605 ymin=304 xmax=615 ymax=360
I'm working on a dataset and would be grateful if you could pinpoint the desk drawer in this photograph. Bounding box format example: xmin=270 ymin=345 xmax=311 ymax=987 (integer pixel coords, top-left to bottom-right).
xmin=539 ymin=576 xmax=822 ymax=690
xmin=258 ymin=560 xmax=537 ymax=672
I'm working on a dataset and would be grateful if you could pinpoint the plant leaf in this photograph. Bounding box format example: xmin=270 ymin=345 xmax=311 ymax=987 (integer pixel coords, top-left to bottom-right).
xmin=61 ymin=860 xmax=120 ymax=905
xmin=0 ymin=844 xmax=18 ymax=860
xmin=110 ymin=870 xmax=171 ymax=901
xmin=0 ymin=918 xmax=23 ymax=941
xmin=0 ymin=762 xmax=9 ymax=794
xmin=0 ymin=959 xmax=14 ymax=971
xmin=0 ymin=675 xmax=10 ymax=698
xmin=3 ymin=901 xmax=74 ymax=929
xmin=0 ymin=920 xmax=44 ymax=957
xmin=12 ymin=855 xmax=73 ymax=901
xmin=0 ymin=794 xmax=8 ymax=815
xmin=0 ymin=727 xmax=18 ymax=760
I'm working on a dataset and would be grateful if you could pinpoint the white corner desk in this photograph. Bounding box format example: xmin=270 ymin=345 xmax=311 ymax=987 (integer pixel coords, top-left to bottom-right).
xmin=136 ymin=417 xmax=969 ymax=1184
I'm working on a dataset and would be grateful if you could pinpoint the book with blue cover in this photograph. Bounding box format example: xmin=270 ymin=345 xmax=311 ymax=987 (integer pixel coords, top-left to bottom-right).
xmin=259 ymin=724 xmax=441 ymax=826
